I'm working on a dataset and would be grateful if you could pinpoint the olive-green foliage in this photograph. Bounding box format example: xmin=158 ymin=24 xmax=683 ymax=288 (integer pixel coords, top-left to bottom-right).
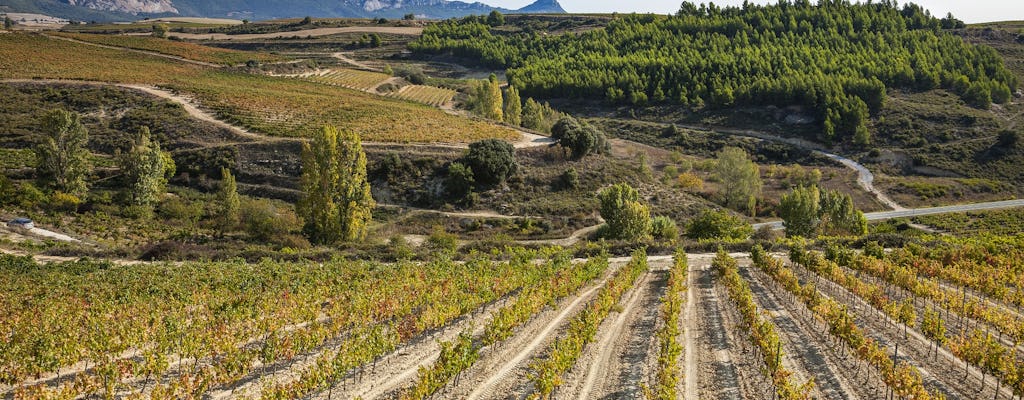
xmin=35 ymin=109 xmax=92 ymax=198
xmin=560 ymin=167 xmax=580 ymax=190
xmin=487 ymin=10 xmax=506 ymax=27
xmin=298 ymin=125 xmax=375 ymax=244
xmin=550 ymin=115 xmax=610 ymax=160
xmin=426 ymin=225 xmax=459 ymax=254
xmin=650 ymin=216 xmax=679 ymax=241
xmin=3 ymin=17 xmax=13 ymax=30
xmin=218 ymin=167 xmax=241 ymax=229
xmin=598 ymin=183 xmax=651 ymax=240
xmin=503 ymin=85 xmax=522 ymax=127
xmin=464 ymin=139 xmax=516 ymax=186
xmin=686 ymin=209 xmax=753 ymax=240
xmin=863 ymin=240 xmax=885 ymax=259
xmin=117 ymin=126 xmax=174 ymax=211
xmin=412 ymin=2 xmax=1016 ymax=143
xmin=521 ymin=98 xmax=561 ymax=133
xmin=713 ymin=147 xmax=761 ymax=214
xmin=445 ymin=162 xmax=475 ymax=202
xmin=241 ymin=198 xmax=300 ymax=242
xmin=779 ymin=185 xmax=868 ymax=238
xmin=152 ymin=24 xmax=167 ymax=38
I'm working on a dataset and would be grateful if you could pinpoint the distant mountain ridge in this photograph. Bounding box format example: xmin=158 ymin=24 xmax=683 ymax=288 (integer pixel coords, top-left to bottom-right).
xmin=0 ymin=0 xmax=566 ymax=21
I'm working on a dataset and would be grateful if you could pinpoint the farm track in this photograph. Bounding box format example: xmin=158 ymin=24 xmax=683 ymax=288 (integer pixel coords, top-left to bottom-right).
xmin=740 ymin=264 xmax=881 ymax=400
xmin=549 ymin=271 xmax=661 ymax=400
xmin=44 ymin=33 xmax=222 ymax=68
xmin=166 ymin=26 xmax=424 ymax=41
xmin=693 ymin=258 xmax=764 ymax=400
xmin=789 ymin=260 xmax=1015 ymax=400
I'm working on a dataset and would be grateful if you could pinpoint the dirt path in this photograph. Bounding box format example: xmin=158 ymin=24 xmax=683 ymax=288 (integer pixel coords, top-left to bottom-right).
xmin=682 ymin=255 xmax=699 ymax=399
xmin=692 ymin=259 xmax=765 ymax=400
xmin=44 ymin=33 xmax=222 ymax=68
xmin=559 ymin=272 xmax=662 ymax=399
xmin=741 ymin=264 xmax=881 ymax=400
xmin=224 ymin=295 xmax=515 ymax=400
xmin=332 ymin=52 xmax=379 ymax=72
xmin=167 ymin=26 xmax=424 ymax=41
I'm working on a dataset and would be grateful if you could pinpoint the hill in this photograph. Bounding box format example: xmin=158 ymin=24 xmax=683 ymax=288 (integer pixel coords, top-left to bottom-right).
xmin=3 ymin=0 xmax=565 ymax=22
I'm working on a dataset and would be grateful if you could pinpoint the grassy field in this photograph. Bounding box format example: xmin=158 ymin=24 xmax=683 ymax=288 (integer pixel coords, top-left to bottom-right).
xmin=50 ymin=32 xmax=285 ymax=65
xmin=0 ymin=33 xmax=517 ymax=143
xmin=307 ymin=68 xmax=391 ymax=91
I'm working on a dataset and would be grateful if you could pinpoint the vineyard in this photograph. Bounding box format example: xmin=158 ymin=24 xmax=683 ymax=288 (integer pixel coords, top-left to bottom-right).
xmin=306 ymin=69 xmax=391 ymax=92
xmin=48 ymin=32 xmax=285 ymax=66
xmin=6 ymin=232 xmax=1024 ymax=399
xmin=0 ymin=33 xmax=518 ymax=143
xmin=389 ymin=85 xmax=457 ymax=107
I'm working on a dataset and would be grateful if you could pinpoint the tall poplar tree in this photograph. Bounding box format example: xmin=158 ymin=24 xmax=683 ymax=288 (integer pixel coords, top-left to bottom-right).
xmin=504 ymin=85 xmax=522 ymax=126
xmin=713 ymin=147 xmax=762 ymax=215
xmin=218 ymin=167 xmax=241 ymax=229
xmin=117 ymin=126 xmax=174 ymax=210
xmin=299 ymin=125 xmax=375 ymax=244
xmin=35 ymin=109 xmax=92 ymax=197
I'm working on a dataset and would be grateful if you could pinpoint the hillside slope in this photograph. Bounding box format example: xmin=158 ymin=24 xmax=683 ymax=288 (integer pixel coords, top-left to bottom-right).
xmin=4 ymin=0 xmax=565 ymax=21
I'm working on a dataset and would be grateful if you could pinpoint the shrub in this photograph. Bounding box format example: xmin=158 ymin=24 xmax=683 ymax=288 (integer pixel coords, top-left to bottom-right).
xmin=241 ymin=198 xmax=300 ymax=242
xmin=446 ymin=162 xmax=475 ymax=202
xmin=598 ymin=183 xmax=651 ymax=240
xmin=650 ymin=216 xmax=679 ymax=241
xmin=560 ymin=168 xmax=580 ymax=190
xmin=550 ymin=116 xmax=609 ymax=159
xmin=465 ymin=139 xmax=516 ymax=186
xmin=47 ymin=192 xmax=81 ymax=213
xmin=686 ymin=209 xmax=753 ymax=240
xmin=426 ymin=225 xmax=458 ymax=254
xmin=863 ymin=240 xmax=885 ymax=259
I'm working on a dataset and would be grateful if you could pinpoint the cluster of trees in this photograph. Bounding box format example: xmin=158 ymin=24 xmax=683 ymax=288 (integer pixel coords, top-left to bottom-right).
xmin=468 ymin=75 xmax=563 ymax=133
xmin=298 ymin=125 xmax=375 ymax=244
xmin=597 ymin=183 xmax=677 ymax=241
xmin=413 ymin=1 xmax=1017 ymax=144
xmin=445 ymin=138 xmax=518 ymax=205
xmin=33 ymin=109 xmax=174 ymax=216
xmin=779 ymin=185 xmax=868 ymax=237
xmin=550 ymin=116 xmax=610 ymax=159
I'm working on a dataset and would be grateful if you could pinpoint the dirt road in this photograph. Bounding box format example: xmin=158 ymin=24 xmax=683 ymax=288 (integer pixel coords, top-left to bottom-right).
xmin=167 ymin=26 xmax=423 ymax=41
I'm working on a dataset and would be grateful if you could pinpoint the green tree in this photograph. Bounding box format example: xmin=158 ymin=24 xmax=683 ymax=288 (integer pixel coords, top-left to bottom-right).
xmin=686 ymin=209 xmax=753 ymax=240
xmin=473 ymin=74 xmax=504 ymax=120
xmin=779 ymin=185 xmax=821 ymax=238
xmin=713 ymin=147 xmax=761 ymax=214
xmin=598 ymin=183 xmax=651 ymax=240
xmin=298 ymin=125 xmax=375 ymax=244
xmin=780 ymin=185 xmax=867 ymax=238
xmin=152 ymin=24 xmax=167 ymax=38
xmin=445 ymin=162 xmax=475 ymax=202
xmin=370 ymin=33 xmax=383 ymax=47
xmin=550 ymin=115 xmax=609 ymax=159
xmin=35 ymin=109 xmax=92 ymax=198
xmin=650 ymin=216 xmax=679 ymax=240
xmin=521 ymin=98 xmax=560 ymax=132
xmin=3 ymin=17 xmax=13 ymax=30
xmin=218 ymin=167 xmax=241 ymax=229
xmin=487 ymin=10 xmax=506 ymax=26
xmin=117 ymin=126 xmax=174 ymax=210
xmin=464 ymin=139 xmax=516 ymax=186
xmin=504 ymin=85 xmax=523 ymax=127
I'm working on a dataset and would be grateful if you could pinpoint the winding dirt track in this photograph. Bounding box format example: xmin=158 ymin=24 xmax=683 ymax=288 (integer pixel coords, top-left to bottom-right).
xmin=167 ymin=26 xmax=424 ymax=41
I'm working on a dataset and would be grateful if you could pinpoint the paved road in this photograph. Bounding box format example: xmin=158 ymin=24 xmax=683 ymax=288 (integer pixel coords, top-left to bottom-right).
xmin=753 ymin=199 xmax=1024 ymax=231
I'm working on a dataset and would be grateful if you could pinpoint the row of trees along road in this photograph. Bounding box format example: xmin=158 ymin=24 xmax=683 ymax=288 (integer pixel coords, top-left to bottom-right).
xmin=413 ymin=1 xmax=1017 ymax=145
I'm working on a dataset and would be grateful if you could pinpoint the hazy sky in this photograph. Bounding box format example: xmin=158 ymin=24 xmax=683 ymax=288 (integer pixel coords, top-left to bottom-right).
xmin=487 ymin=0 xmax=1024 ymax=24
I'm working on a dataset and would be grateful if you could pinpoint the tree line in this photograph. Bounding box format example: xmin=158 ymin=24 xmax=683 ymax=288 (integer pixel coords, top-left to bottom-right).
xmin=412 ymin=1 xmax=1018 ymax=145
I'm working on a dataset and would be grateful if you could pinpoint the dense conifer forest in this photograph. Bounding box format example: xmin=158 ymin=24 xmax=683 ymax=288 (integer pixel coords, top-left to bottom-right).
xmin=412 ymin=1 xmax=1019 ymax=144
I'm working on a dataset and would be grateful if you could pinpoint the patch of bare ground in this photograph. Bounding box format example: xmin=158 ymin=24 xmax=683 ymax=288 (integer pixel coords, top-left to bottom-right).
xmin=740 ymin=263 xmax=884 ymax=400
xmin=788 ymin=259 xmax=1015 ymax=400
xmin=553 ymin=271 xmax=662 ymax=399
xmin=692 ymin=257 xmax=769 ymax=400
xmin=437 ymin=258 xmax=635 ymax=400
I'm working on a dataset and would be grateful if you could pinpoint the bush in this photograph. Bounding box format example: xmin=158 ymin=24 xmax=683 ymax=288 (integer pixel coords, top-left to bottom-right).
xmin=446 ymin=162 xmax=475 ymax=203
xmin=650 ymin=216 xmax=679 ymax=241
xmin=550 ymin=116 xmax=609 ymax=159
xmin=465 ymin=139 xmax=516 ymax=186
xmin=426 ymin=225 xmax=458 ymax=254
xmin=47 ymin=192 xmax=81 ymax=213
xmin=241 ymin=198 xmax=300 ymax=242
xmin=598 ymin=183 xmax=651 ymax=240
xmin=560 ymin=168 xmax=580 ymax=190
xmin=158 ymin=196 xmax=203 ymax=224
xmin=863 ymin=240 xmax=885 ymax=259
xmin=686 ymin=209 xmax=753 ymax=240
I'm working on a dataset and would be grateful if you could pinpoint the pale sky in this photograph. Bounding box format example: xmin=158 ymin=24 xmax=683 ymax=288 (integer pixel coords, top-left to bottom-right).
xmin=489 ymin=0 xmax=1024 ymax=24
